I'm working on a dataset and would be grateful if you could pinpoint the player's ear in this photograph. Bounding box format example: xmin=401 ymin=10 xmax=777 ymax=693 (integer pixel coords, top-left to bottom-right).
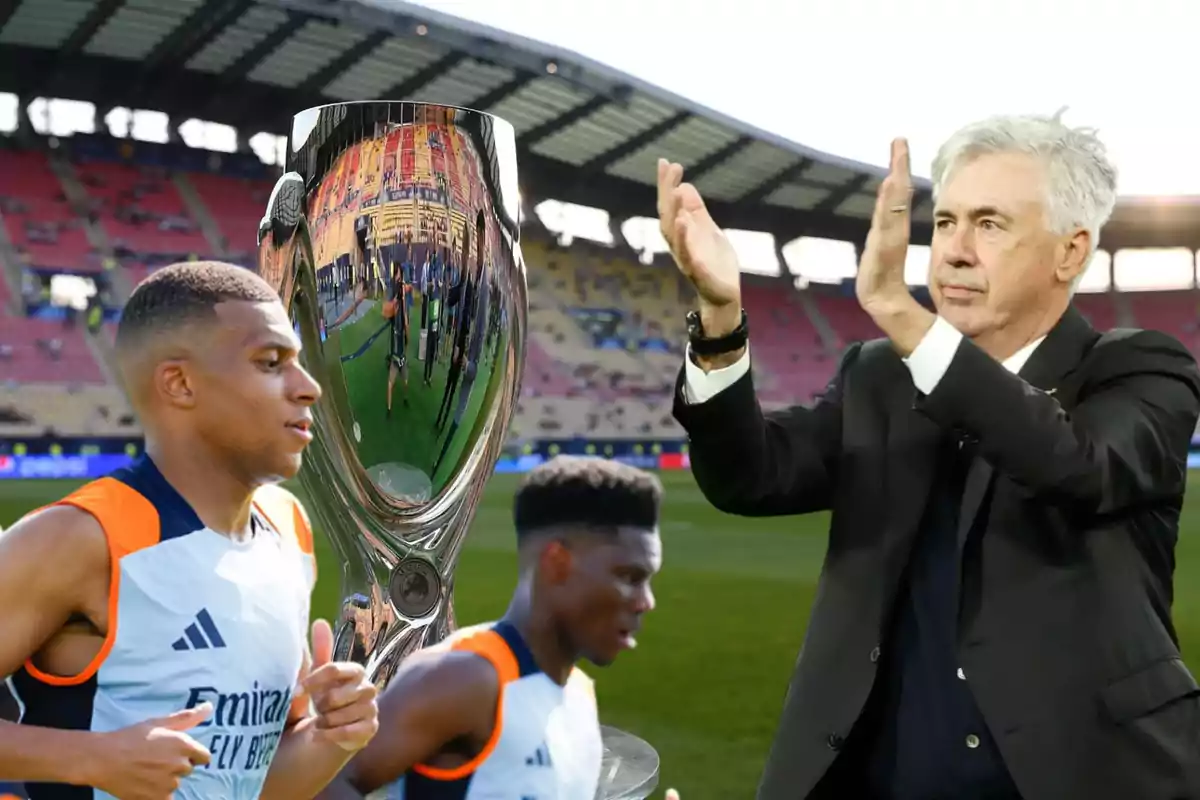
xmin=540 ymin=539 xmax=574 ymax=585
xmin=156 ymin=359 xmax=197 ymax=410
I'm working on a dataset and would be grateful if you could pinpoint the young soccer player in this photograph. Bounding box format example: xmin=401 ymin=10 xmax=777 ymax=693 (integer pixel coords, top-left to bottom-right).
xmin=0 ymin=262 xmax=379 ymax=799
xmin=318 ymin=456 xmax=666 ymax=800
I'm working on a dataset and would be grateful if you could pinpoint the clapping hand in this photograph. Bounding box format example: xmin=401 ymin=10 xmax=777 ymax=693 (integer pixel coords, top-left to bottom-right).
xmin=855 ymin=138 xmax=917 ymax=317
xmin=656 ymin=159 xmax=742 ymax=335
xmin=299 ymin=619 xmax=379 ymax=752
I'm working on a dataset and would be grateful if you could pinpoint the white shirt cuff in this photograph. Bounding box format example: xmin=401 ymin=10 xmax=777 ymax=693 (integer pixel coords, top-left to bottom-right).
xmin=903 ymin=316 xmax=963 ymax=394
xmin=681 ymin=343 xmax=751 ymax=405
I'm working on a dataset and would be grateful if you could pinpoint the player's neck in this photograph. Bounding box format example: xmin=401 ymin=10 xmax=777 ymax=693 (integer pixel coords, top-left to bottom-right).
xmin=503 ymin=592 xmax=575 ymax=686
xmin=145 ymin=439 xmax=257 ymax=540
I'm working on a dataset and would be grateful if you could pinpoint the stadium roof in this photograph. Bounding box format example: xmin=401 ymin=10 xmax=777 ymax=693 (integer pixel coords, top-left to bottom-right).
xmin=1 ymin=0 xmax=1198 ymax=251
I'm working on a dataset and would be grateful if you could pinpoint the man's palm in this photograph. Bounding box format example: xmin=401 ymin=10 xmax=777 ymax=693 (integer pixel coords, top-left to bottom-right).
xmin=675 ymin=187 xmax=740 ymax=305
xmin=856 ymin=138 xmax=914 ymax=311
xmin=657 ymin=160 xmax=740 ymax=307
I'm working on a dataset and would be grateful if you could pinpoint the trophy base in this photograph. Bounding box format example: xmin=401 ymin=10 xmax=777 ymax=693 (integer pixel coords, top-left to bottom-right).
xmin=366 ymin=461 xmax=433 ymax=503
xmin=597 ymin=725 xmax=661 ymax=800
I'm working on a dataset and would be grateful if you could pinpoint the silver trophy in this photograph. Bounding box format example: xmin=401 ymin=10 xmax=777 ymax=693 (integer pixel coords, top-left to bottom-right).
xmin=256 ymin=101 xmax=658 ymax=799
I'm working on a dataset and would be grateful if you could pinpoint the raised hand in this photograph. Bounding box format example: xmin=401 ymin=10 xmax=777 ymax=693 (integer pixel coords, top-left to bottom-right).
xmin=856 ymin=138 xmax=916 ymax=315
xmin=300 ymin=618 xmax=379 ymax=752
xmin=656 ymin=159 xmax=742 ymax=333
xmin=89 ymin=702 xmax=213 ymax=800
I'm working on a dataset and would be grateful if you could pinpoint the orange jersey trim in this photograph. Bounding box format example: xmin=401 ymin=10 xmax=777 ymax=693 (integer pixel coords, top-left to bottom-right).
xmin=411 ymin=629 xmax=521 ymax=781
xmin=253 ymin=485 xmax=317 ymax=581
xmin=23 ymin=478 xmax=161 ymax=686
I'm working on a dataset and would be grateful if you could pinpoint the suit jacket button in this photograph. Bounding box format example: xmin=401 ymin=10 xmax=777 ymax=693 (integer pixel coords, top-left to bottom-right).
xmin=826 ymin=733 xmax=844 ymax=751
xmin=869 ymin=646 xmax=881 ymax=663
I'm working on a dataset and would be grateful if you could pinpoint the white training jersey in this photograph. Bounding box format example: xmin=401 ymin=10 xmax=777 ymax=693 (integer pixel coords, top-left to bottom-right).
xmin=387 ymin=621 xmax=603 ymax=800
xmin=8 ymin=455 xmax=316 ymax=800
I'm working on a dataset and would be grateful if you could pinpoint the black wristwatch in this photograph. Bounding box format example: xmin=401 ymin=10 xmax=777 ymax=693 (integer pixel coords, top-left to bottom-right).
xmin=687 ymin=309 xmax=749 ymax=357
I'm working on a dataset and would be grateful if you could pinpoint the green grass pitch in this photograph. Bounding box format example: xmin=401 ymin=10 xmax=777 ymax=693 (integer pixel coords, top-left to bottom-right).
xmin=6 ymin=472 xmax=1200 ymax=798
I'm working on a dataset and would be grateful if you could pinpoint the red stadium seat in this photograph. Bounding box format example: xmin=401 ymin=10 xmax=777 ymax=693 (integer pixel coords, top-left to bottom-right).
xmin=186 ymin=173 xmax=274 ymax=258
xmin=0 ymin=318 xmax=104 ymax=384
xmin=74 ymin=161 xmax=211 ymax=258
xmin=6 ymin=139 xmax=1200 ymax=444
xmin=0 ymin=150 xmax=93 ymax=271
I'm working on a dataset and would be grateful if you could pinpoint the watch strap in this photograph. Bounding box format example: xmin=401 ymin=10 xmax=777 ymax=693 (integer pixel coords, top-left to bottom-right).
xmin=687 ymin=309 xmax=748 ymax=357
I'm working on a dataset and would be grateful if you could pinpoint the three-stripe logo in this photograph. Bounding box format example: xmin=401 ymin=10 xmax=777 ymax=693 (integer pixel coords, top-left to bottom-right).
xmin=525 ymin=742 xmax=553 ymax=768
xmin=171 ymin=608 xmax=227 ymax=651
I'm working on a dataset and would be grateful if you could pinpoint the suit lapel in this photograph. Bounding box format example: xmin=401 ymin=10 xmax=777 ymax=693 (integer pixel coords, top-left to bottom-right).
xmin=953 ymin=306 xmax=1099 ymax=549
xmin=1015 ymin=306 xmax=1098 ymax=395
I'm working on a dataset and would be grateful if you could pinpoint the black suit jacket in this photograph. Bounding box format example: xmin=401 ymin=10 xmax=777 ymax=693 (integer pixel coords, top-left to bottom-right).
xmin=673 ymin=308 xmax=1200 ymax=800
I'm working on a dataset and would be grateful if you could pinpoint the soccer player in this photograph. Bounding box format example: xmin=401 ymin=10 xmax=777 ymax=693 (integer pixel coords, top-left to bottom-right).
xmin=0 ymin=262 xmax=379 ymax=799
xmin=316 ymin=456 xmax=665 ymax=800
xmin=386 ymin=261 xmax=411 ymax=416
xmin=435 ymin=211 xmax=483 ymax=434
xmin=422 ymin=250 xmax=445 ymax=387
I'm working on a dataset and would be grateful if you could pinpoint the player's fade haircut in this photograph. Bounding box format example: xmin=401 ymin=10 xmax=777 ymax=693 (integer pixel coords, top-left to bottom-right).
xmin=931 ymin=109 xmax=1118 ymax=292
xmin=115 ymin=261 xmax=280 ymax=351
xmin=513 ymin=456 xmax=663 ymax=539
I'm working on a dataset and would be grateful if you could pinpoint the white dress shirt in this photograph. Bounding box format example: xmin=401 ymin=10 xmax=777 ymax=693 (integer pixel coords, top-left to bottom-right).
xmin=682 ymin=316 xmax=1045 ymax=404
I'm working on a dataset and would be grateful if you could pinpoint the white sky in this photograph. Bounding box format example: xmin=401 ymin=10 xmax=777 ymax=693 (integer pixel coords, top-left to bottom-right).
xmin=410 ymin=0 xmax=1200 ymax=197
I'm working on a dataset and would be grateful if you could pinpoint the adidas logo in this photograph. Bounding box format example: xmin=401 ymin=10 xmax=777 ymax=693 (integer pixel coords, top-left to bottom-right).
xmin=525 ymin=742 xmax=553 ymax=768
xmin=171 ymin=608 xmax=227 ymax=651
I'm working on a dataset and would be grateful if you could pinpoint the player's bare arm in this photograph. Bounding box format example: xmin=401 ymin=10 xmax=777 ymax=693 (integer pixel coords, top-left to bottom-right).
xmin=0 ymin=506 xmax=109 ymax=783
xmin=260 ymin=620 xmax=379 ymax=800
xmin=0 ymin=507 xmax=213 ymax=799
xmin=316 ymin=647 xmax=500 ymax=798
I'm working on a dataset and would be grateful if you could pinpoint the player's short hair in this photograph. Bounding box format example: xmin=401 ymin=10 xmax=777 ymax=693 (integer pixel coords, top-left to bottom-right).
xmin=513 ymin=456 xmax=663 ymax=538
xmin=115 ymin=261 xmax=280 ymax=350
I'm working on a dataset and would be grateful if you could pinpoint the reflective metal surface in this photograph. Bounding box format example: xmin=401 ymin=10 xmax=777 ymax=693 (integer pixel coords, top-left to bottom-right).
xmin=257 ymin=103 xmax=660 ymax=799
xmin=257 ymin=101 xmax=526 ymax=685
xmin=597 ymin=726 xmax=661 ymax=800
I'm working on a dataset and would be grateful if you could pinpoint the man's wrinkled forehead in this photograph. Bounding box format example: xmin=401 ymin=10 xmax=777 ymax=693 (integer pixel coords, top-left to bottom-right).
xmin=936 ymin=152 xmax=1047 ymax=213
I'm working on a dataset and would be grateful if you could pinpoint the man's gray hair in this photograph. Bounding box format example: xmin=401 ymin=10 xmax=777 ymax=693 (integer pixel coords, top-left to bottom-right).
xmin=931 ymin=111 xmax=1119 ymax=266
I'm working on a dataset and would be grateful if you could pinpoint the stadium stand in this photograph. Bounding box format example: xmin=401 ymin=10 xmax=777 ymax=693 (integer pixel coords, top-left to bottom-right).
xmin=0 ymin=137 xmax=225 ymax=445
xmin=0 ymin=148 xmax=91 ymax=271
xmin=7 ymin=135 xmax=1200 ymax=450
xmin=73 ymin=159 xmax=210 ymax=259
xmin=0 ymin=150 xmax=109 ymax=392
xmin=187 ymin=172 xmax=275 ymax=259
xmin=1127 ymin=290 xmax=1200 ymax=348
xmin=1073 ymin=292 xmax=1122 ymax=332
xmin=0 ymin=319 xmax=103 ymax=385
